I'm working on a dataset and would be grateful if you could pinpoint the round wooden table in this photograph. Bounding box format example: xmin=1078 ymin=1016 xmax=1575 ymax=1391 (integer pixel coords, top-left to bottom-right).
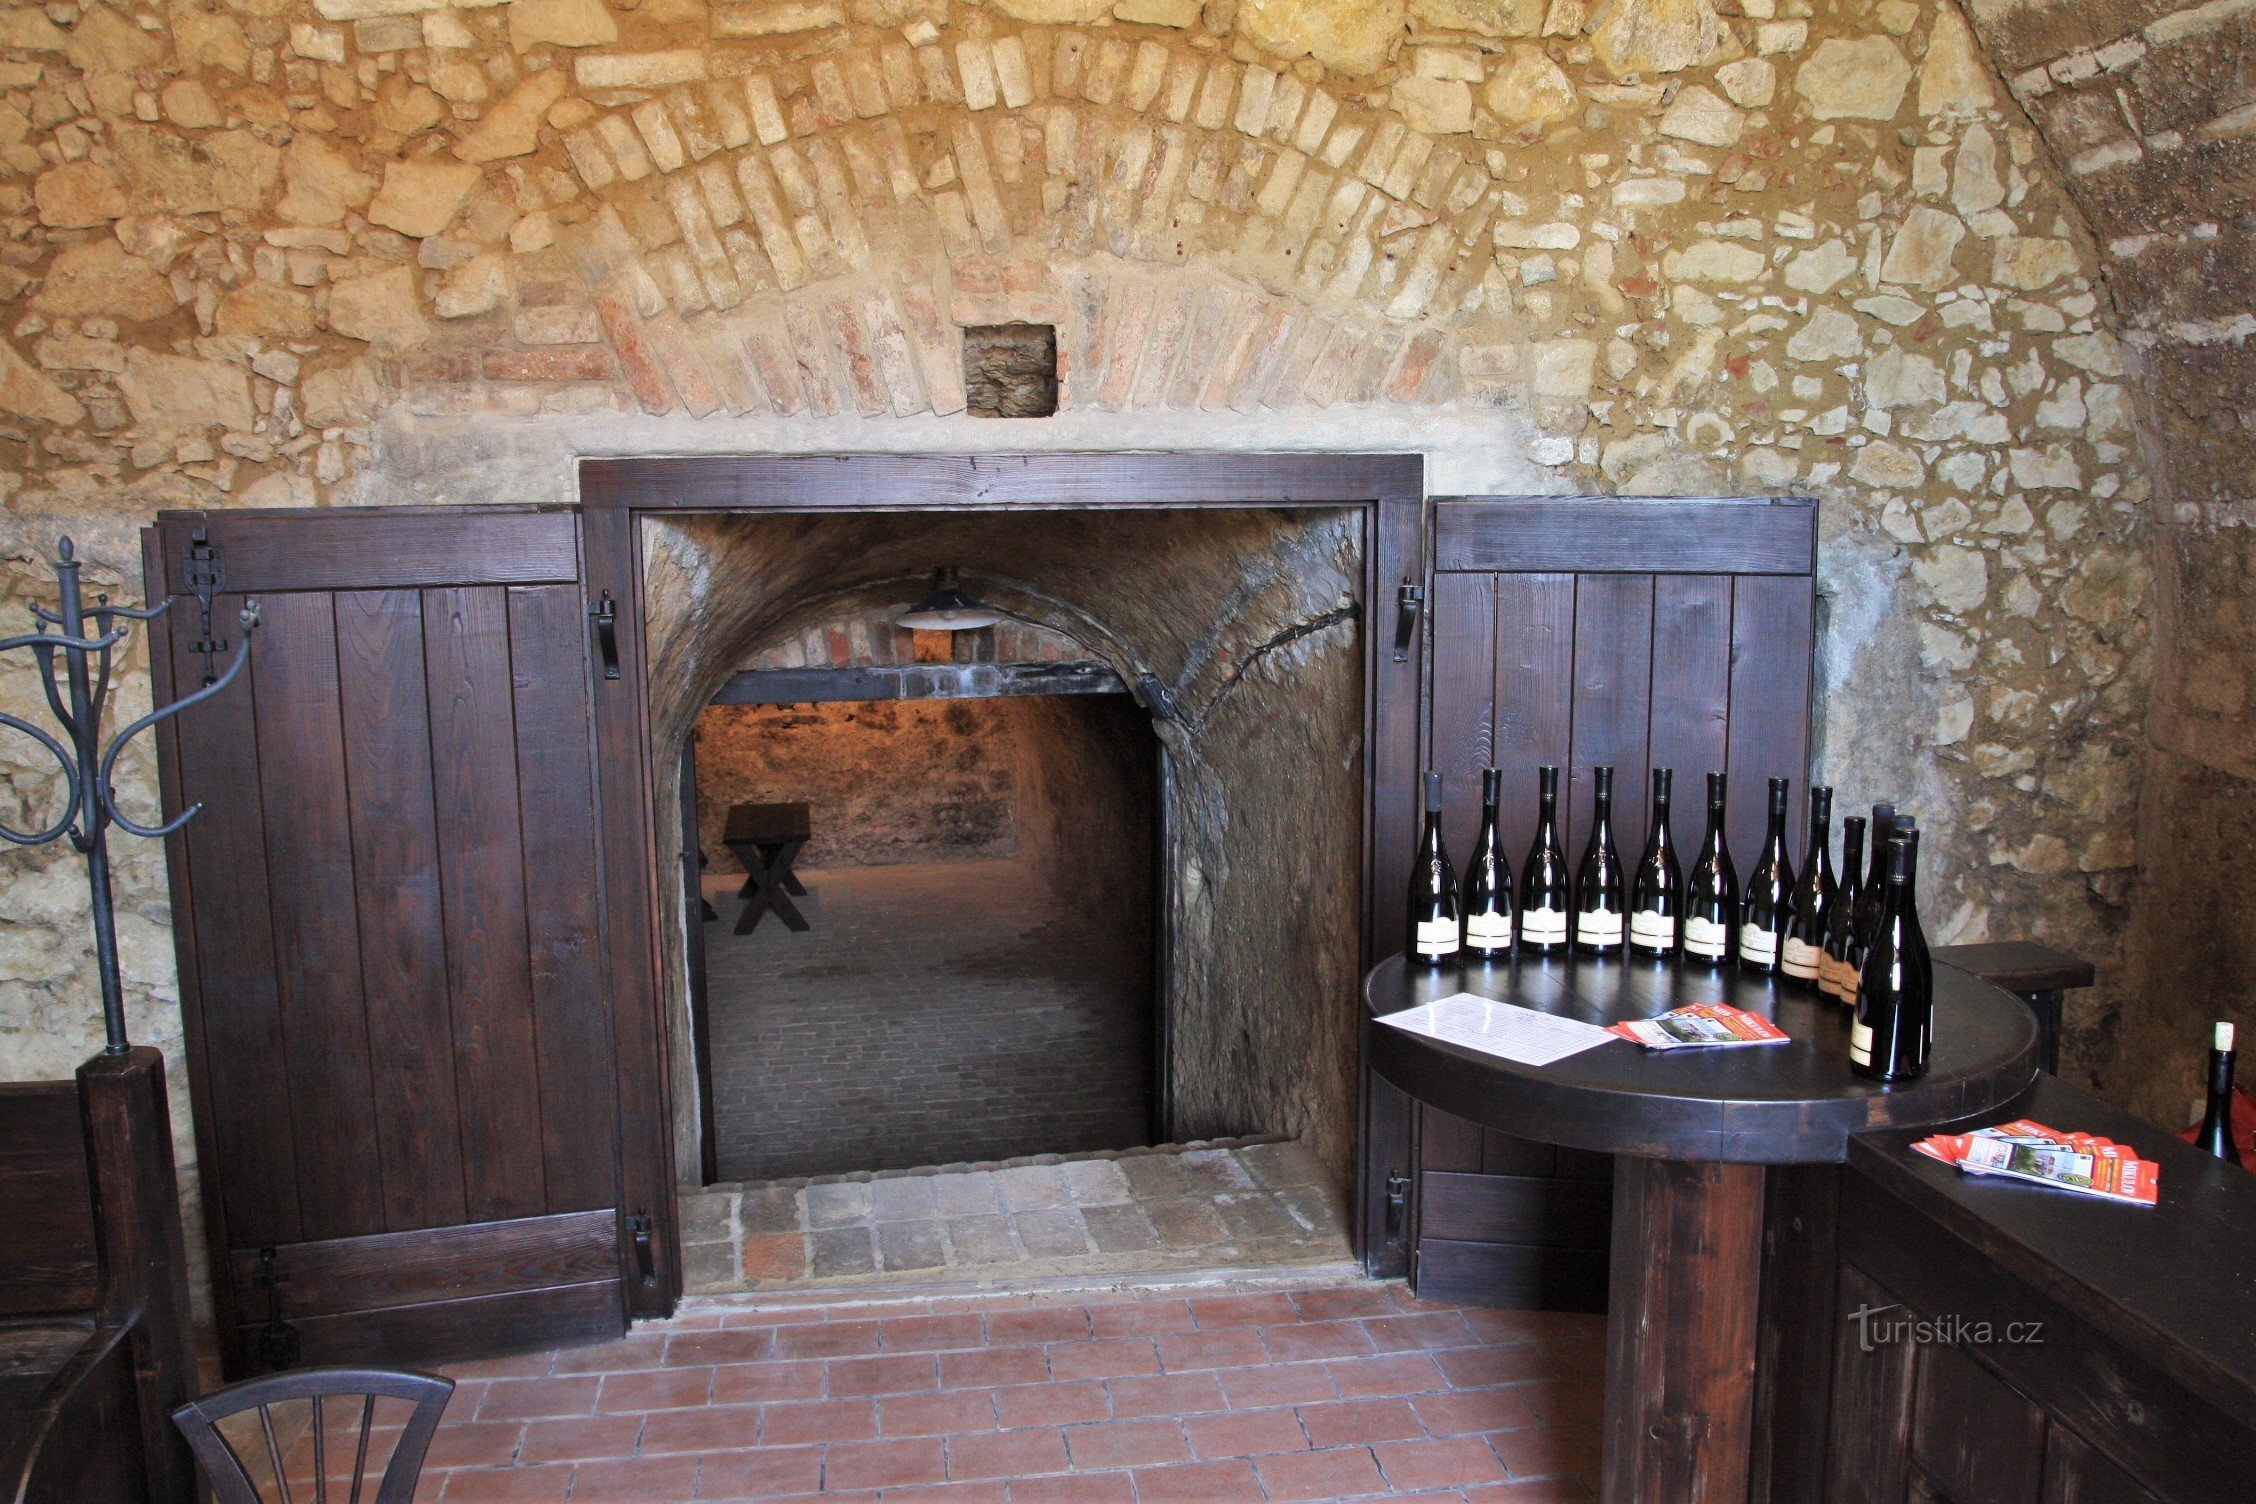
xmin=1364 ymin=952 xmax=2042 ymax=1504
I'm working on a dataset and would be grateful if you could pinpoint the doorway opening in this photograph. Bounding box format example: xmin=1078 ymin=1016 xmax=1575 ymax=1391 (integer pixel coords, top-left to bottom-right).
xmin=685 ymin=612 xmax=1160 ymax=1184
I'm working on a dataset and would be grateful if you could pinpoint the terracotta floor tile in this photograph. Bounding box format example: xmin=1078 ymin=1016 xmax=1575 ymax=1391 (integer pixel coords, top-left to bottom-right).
xmin=888 ymin=1482 xmax=1012 ymax=1503
xmin=596 ymin=1366 xmax=715 ymax=1413
xmin=1435 ymin=1345 xmax=1558 ymax=1390
xmin=1489 ymin=1423 xmax=1600 ymax=1481
xmin=986 ymin=1308 xmax=1093 ymax=1346
xmin=709 ymin=1359 xmax=827 ymax=1406
xmin=475 ymin=1377 xmax=600 ymax=1422
xmin=824 ymin=1435 xmax=949 ymax=1491
xmin=435 ymin=1463 xmax=574 ymax=1502
xmin=882 ymin=1387 xmax=1001 ymax=1437
xmin=513 ymin=1414 xmax=639 ymax=1465
xmin=1182 ymin=1405 xmax=1309 ymax=1459
xmin=1217 ymin=1362 xmax=1338 ymax=1411
xmin=948 ymin=1425 xmax=1072 ymax=1480
xmin=884 ymin=1314 xmax=989 ymax=1352
xmin=636 ymin=1403 xmax=763 ymax=1455
xmin=1298 ymin=1397 xmax=1426 ymax=1448
xmin=1006 ymin=1471 xmax=1137 ymax=1504
xmin=773 ymin=1319 xmax=883 ymax=1360
xmin=692 ymin=1443 xmax=823 ymax=1499
xmin=1328 ymin=1352 xmax=1450 ymax=1399
xmin=568 ymin=1454 xmax=700 ymax=1502
xmin=424 ymin=1421 xmax=525 ymax=1470
xmin=1060 ymin=1417 xmax=1189 ymax=1470
xmin=1362 ymin=1312 xmax=1480 ymax=1353
xmin=664 ymin=1329 xmax=778 ymax=1369
xmin=1102 ymin=1372 xmax=1225 ymax=1419
xmin=1375 ymin=1437 xmax=1510 ymax=1491
xmin=1410 ymin=1388 xmax=1541 ymax=1438
xmin=1044 ymin=1339 xmax=1160 ymax=1382
xmin=828 ymin=1352 xmax=941 ymax=1397
xmin=1128 ymin=1459 xmax=1261 ymax=1503
xmin=994 ymin=1378 xmax=1109 ymax=1429
xmin=1461 ymin=1480 xmax=1597 ymax=1502
xmin=1155 ymin=1327 xmax=1269 ymax=1372
xmin=757 ymin=1396 xmax=877 ymax=1446
xmin=1186 ymin=1293 xmax=1300 ymax=1330
xmin=1263 ymin=1318 xmax=1379 ymax=1363
xmin=1257 ymin=1445 xmax=1390 ymax=1501
xmin=1086 ymin=1300 xmax=1196 ymax=1338
xmin=1292 ymin=1287 xmax=1401 ymax=1322
xmin=944 ymin=1346 xmax=1052 ymax=1390
xmin=551 ymin=1332 xmax=671 ymax=1374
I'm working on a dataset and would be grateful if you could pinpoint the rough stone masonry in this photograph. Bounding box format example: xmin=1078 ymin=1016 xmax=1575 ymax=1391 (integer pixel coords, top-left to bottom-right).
xmin=0 ymin=0 xmax=2205 ymax=1318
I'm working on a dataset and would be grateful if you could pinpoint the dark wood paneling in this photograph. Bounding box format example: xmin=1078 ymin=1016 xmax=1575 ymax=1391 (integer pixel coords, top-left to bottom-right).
xmin=2043 ymin=1429 xmax=2167 ymax=1504
xmin=165 ymin=596 xmax=300 ymax=1251
xmin=1436 ymin=498 xmax=1816 ymax=575
xmin=1824 ymin=1262 xmax=1917 ymax=1504
xmin=507 ymin=586 xmax=618 ymax=1216
xmin=1648 ymin=575 xmax=1733 ymax=794
xmin=1359 ymin=1066 xmax=1415 ymax=1280
xmin=250 ymin=592 xmax=386 ymax=1242
xmin=1488 ymin=572 xmax=1575 ymax=870
xmin=225 ymin=1210 xmax=617 ymax=1320
xmin=0 ymin=1322 xmax=145 ymax=1504
xmin=0 ymin=1084 xmax=94 ymax=1317
xmin=1725 ymin=573 xmax=1816 ymax=869
xmin=1911 ymin=1341 xmax=2048 ymax=1504
xmin=1420 ymin=1171 xmax=1610 ymax=1249
xmin=1931 ymin=941 xmax=2097 ymax=994
xmin=334 ymin=589 xmax=466 ymax=1233
xmin=1566 ymin=573 xmax=1653 ymax=860
xmin=1414 ymin=1239 xmax=1608 ymax=1313
xmin=1368 ymin=491 xmax=1428 ymax=966
xmin=1754 ymin=1163 xmax=1841 ymax=1504
xmin=424 ymin=586 xmax=548 ymax=1223
xmin=250 ymin=1279 xmax=622 ymax=1373
xmin=1419 ymin=1105 xmax=1489 ymax=1175
xmin=157 ymin=508 xmax=579 ymax=595
xmin=1429 ymin=572 xmax=1496 ymax=866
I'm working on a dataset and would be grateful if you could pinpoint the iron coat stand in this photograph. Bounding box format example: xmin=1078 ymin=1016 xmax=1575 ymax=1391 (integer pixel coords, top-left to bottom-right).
xmin=0 ymin=537 xmax=257 ymax=1052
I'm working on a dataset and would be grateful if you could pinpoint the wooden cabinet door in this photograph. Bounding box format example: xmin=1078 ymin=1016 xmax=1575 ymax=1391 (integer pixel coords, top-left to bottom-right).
xmin=1407 ymin=498 xmax=1817 ymax=1307
xmin=145 ymin=507 xmax=626 ymax=1375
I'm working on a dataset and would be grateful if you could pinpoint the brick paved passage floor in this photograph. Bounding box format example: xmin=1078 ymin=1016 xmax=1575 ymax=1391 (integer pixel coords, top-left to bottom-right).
xmin=424 ymin=1282 xmax=1602 ymax=1502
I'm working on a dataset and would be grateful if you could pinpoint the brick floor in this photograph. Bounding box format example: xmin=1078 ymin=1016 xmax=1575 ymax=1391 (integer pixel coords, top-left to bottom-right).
xmin=417 ymin=1282 xmax=1601 ymax=1501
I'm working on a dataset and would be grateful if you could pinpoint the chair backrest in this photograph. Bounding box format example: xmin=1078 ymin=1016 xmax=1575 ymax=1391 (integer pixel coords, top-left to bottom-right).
xmin=171 ymin=1367 xmax=455 ymax=1504
xmin=0 ymin=1080 xmax=98 ymax=1318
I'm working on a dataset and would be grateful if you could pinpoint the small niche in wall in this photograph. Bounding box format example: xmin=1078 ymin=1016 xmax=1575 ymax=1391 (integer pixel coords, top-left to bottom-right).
xmin=963 ymin=324 xmax=1059 ymax=417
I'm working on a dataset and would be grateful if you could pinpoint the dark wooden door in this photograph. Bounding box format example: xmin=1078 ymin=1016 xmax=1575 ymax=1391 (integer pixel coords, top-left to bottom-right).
xmin=1402 ymin=498 xmax=1817 ymax=1306
xmin=145 ymin=507 xmax=626 ymax=1375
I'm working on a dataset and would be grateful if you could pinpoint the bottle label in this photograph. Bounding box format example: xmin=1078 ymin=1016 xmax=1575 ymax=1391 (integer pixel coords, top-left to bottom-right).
xmin=1817 ymin=955 xmax=1844 ymax=998
xmin=1628 ymin=909 xmax=1674 ymax=949
xmin=1683 ymin=916 xmax=1728 ymax=959
xmin=1849 ymin=1018 xmax=1873 ymax=1066
xmin=1414 ymin=918 xmax=1460 ymax=958
xmin=1465 ymin=911 xmax=1514 ymax=948
xmin=1576 ymin=909 xmax=1623 ymax=946
xmin=1523 ymin=907 xmax=1568 ymax=944
xmin=1739 ymin=923 xmax=1781 ymax=966
xmin=1781 ymin=938 xmax=1823 ymax=979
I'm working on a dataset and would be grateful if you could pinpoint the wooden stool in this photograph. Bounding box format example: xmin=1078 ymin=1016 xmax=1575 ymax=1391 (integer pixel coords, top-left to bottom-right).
xmin=723 ymin=802 xmax=811 ymax=935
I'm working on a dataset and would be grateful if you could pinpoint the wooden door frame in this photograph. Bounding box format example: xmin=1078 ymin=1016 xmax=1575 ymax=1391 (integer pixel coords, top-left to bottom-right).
xmin=577 ymin=453 xmax=1426 ymax=1311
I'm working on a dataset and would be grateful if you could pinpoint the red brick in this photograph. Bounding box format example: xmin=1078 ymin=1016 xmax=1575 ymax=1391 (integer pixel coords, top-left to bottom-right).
xmin=1188 ymin=1293 xmax=1299 ymax=1329
xmin=994 ymin=1378 xmax=1109 ymax=1429
xmin=775 ymin=1319 xmax=882 ymax=1359
xmin=758 ymin=1397 xmax=876 ymax=1445
xmin=595 ymin=1366 xmax=713 ymax=1413
xmin=1412 ymin=1386 xmax=1543 ymax=1437
xmin=1087 ymin=1300 xmax=1196 ymax=1338
xmin=986 ymin=1308 xmax=1091 ymax=1346
xmin=944 ymin=1346 xmax=1050 ymax=1389
xmin=1062 ymin=1418 xmax=1188 ymax=1470
xmin=513 ymin=1415 xmax=639 ymax=1465
xmin=590 ymin=296 xmax=674 ymax=415
xmin=566 ymin=1454 xmax=698 ymax=1502
xmin=1257 ymin=1445 xmax=1389 ymax=1501
xmin=633 ymin=1402 xmax=761 ymax=1454
xmin=1328 ymin=1352 xmax=1450 ymax=1399
xmin=1128 ymin=1459 xmax=1260 ymax=1503
xmin=882 ymin=1314 xmax=988 ymax=1352
xmin=825 ymin=1436 xmax=949 ymax=1491
xmin=741 ymin=1232 xmax=807 ymax=1281
xmin=1489 ymin=1421 xmax=1599 ymax=1480
xmin=1363 ymin=1311 xmax=1480 ymax=1352
xmin=1218 ymin=1362 xmax=1337 ymax=1411
xmin=1008 ymin=1472 xmax=1137 ymax=1503
xmin=947 ymin=1425 xmax=1070 ymax=1480
xmin=1046 ymin=1340 xmax=1159 ymax=1382
xmin=661 ymin=1329 xmax=775 ymax=1368
xmin=1182 ymin=1405 xmax=1310 ymax=1460
xmin=436 ymin=1465 xmax=573 ymax=1502
xmin=476 ymin=1378 xmax=599 ymax=1421
xmin=1155 ymin=1328 xmax=1268 ymax=1372
xmin=829 ymin=1352 xmax=940 ymax=1396
xmin=710 ymin=1359 xmax=825 ymax=1405
xmin=1298 ymin=1398 xmax=1425 ymax=1448
xmin=482 ymin=349 xmax=613 ymax=383
xmin=882 ymin=1388 xmax=1000 ymax=1436
xmin=424 ymin=1422 xmax=525 ymax=1470
xmin=693 ymin=1443 xmax=823 ymax=1498
xmin=1377 ymin=1435 xmax=1511 ymax=1490
xmin=1104 ymin=1373 xmax=1225 ymax=1419
xmin=1262 ymin=1319 xmax=1377 ymax=1363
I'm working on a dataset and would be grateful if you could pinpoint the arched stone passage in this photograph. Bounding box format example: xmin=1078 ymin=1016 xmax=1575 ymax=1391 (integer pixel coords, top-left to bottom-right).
xmin=643 ymin=506 xmax=1369 ymax=1190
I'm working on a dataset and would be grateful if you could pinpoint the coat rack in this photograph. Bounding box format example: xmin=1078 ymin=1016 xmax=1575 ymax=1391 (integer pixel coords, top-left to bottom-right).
xmin=0 ymin=537 xmax=257 ymax=1053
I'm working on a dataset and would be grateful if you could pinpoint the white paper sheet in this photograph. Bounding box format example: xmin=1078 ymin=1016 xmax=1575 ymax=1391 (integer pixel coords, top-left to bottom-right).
xmin=1375 ymin=992 xmax=1618 ymax=1068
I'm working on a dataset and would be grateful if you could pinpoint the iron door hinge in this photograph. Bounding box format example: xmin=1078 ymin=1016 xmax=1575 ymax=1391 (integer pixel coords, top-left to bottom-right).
xmin=1383 ymin=1172 xmax=1412 ymax=1246
xmin=1392 ymin=581 xmax=1425 ymax=664
xmin=628 ymin=1210 xmax=657 ymax=1289
xmin=589 ymin=591 xmax=621 ymax=680
xmin=251 ymin=1245 xmax=301 ymax=1372
xmin=185 ymin=527 xmax=228 ymax=685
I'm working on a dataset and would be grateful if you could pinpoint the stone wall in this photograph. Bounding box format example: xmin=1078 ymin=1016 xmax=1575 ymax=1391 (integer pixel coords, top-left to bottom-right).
xmin=1954 ymin=0 xmax=2256 ymax=1128
xmin=0 ymin=0 xmax=2182 ymax=1319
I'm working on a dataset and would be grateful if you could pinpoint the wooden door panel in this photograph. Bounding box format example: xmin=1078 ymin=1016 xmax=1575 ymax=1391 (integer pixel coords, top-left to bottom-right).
xmin=1488 ymin=572 xmax=1575 ymax=870
xmin=149 ymin=509 xmax=623 ymax=1375
xmin=1648 ymin=575 xmax=1733 ymax=805
xmin=1726 ymin=571 xmax=1817 ymax=864
xmin=1567 ymin=573 xmax=1654 ymax=859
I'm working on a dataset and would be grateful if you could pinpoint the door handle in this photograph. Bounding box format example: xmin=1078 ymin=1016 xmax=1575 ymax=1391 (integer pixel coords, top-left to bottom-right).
xmin=589 ymin=591 xmax=621 ymax=680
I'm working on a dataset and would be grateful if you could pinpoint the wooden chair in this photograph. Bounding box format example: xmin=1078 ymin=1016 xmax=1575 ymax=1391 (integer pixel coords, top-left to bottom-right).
xmin=172 ymin=1368 xmax=455 ymax=1504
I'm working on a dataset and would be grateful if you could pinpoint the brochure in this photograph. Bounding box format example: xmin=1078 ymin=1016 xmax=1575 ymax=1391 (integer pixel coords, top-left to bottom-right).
xmin=1606 ymin=1003 xmax=1790 ymax=1050
xmin=1912 ymin=1120 xmax=2159 ymax=1206
xmin=1375 ymin=993 xmax=1618 ymax=1068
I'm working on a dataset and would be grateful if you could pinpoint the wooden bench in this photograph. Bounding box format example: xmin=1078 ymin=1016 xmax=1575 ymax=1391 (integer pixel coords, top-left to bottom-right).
xmin=0 ymin=1047 xmax=197 ymax=1504
xmin=1932 ymin=940 xmax=2097 ymax=1075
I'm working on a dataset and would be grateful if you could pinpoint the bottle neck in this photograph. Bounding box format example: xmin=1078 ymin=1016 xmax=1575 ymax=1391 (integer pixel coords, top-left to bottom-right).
xmin=2211 ymin=1047 xmax=2236 ymax=1096
xmin=1703 ymin=800 xmax=1726 ymax=851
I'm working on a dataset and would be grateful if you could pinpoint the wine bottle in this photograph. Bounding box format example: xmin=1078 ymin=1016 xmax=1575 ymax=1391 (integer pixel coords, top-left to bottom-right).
xmin=1818 ymin=815 xmax=1866 ymax=1001
xmin=1629 ymin=768 xmax=1681 ymax=958
xmin=2194 ymin=1022 xmax=2242 ymax=1166
xmin=1782 ymin=786 xmax=1835 ymax=988
xmin=1462 ymin=767 xmax=1515 ymax=961
xmin=1739 ymin=777 xmax=1796 ymax=977
xmin=1849 ymin=831 xmax=1932 ymax=1082
xmin=1848 ymin=802 xmax=1898 ymax=969
xmin=1520 ymin=765 xmax=1571 ymax=956
xmin=1408 ymin=771 xmax=1460 ymax=968
xmin=1683 ymin=772 xmax=1737 ymax=967
xmin=1574 ymin=766 xmax=1626 ymax=955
